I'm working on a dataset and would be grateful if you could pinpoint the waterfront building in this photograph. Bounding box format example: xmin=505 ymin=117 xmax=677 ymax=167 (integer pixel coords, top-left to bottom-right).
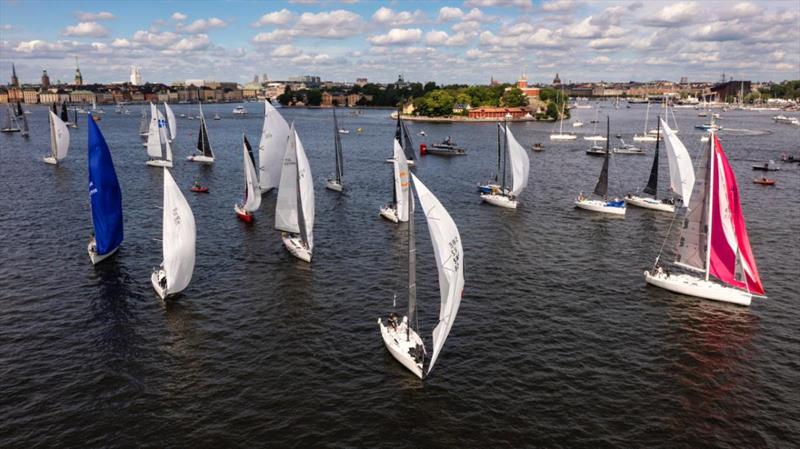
xmin=23 ymin=89 xmax=39 ymax=104
xmin=468 ymin=107 xmax=526 ymax=120
xmin=39 ymin=90 xmax=60 ymax=105
xmin=0 ymin=89 xmax=8 ymax=104
xmin=70 ymin=90 xmax=95 ymax=104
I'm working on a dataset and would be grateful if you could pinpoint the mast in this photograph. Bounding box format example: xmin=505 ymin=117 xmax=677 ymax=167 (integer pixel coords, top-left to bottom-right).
xmin=593 ymin=116 xmax=610 ymax=200
xmin=704 ymin=131 xmax=715 ymax=281
xmin=407 ymin=174 xmax=416 ymax=342
xmin=643 ymin=116 xmax=660 ymax=197
xmin=333 ymin=108 xmax=343 ymax=182
xmin=558 ymin=89 xmax=564 ymax=135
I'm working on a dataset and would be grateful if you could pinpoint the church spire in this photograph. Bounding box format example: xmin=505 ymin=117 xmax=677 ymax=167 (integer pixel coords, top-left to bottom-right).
xmin=73 ymin=56 xmax=83 ymax=86
xmin=11 ymin=62 xmax=19 ymax=87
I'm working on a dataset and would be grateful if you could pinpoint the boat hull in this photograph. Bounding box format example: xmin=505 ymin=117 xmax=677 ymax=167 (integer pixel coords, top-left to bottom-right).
xmin=575 ymin=199 xmax=626 ymax=216
xmin=425 ymin=148 xmax=466 ymax=156
xmin=380 ymin=206 xmax=400 ymax=223
xmin=550 ymin=134 xmax=577 ymax=140
xmin=150 ymin=270 xmax=168 ymax=301
xmin=481 ymin=193 xmax=517 ymax=209
xmin=88 ymin=239 xmax=119 ymax=265
xmin=234 ymin=204 xmax=253 ymax=222
xmin=281 ymin=233 xmax=311 ymax=262
xmin=186 ymin=155 xmax=214 ymax=164
xmin=625 ymin=195 xmax=675 ymax=213
xmin=644 ymin=270 xmax=751 ymax=306
xmin=633 ymin=135 xmax=657 ymax=142
xmin=43 ymin=157 xmax=58 ymax=165
xmin=146 ymin=159 xmax=173 ymax=168
xmin=378 ymin=316 xmax=424 ymax=379
xmin=326 ymin=179 xmax=343 ymax=192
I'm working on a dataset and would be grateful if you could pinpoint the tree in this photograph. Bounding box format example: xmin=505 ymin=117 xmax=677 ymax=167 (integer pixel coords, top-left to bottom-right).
xmin=277 ymin=86 xmax=293 ymax=105
xmin=423 ymin=81 xmax=437 ymax=93
xmin=306 ymin=89 xmax=322 ymax=106
xmin=502 ymin=87 xmax=527 ymax=107
xmin=545 ymin=101 xmax=560 ymax=120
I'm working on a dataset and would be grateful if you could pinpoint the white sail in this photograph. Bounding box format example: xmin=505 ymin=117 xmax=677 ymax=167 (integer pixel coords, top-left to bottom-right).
xmin=295 ymin=132 xmax=315 ymax=250
xmin=164 ymin=102 xmax=177 ymax=141
xmin=162 ymin=168 xmax=196 ymax=295
xmin=410 ymin=173 xmax=464 ymax=375
xmin=49 ymin=110 xmax=70 ymax=161
xmin=146 ymin=103 xmax=162 ymax=158
xmin=164 ymin=133 xmax=173 ymax=162
xmin=275 ymin=124 xmax=300 ymax=233
xmin=505 ymin=126 xmax=530 ymax=197
xmin=242 ymin=140 xmax=261 ymax=212
xmin=660 ymin=118 xmax=695 ymax=204
xmin=392 ymin=139 xmax=410 ymax=222
xmin=259 ymin=100 xmax=292 ymax=192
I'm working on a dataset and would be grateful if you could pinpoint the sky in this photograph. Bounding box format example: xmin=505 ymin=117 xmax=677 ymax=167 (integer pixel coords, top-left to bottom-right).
xmin=1 ymin=0 xmax=798 ymax=86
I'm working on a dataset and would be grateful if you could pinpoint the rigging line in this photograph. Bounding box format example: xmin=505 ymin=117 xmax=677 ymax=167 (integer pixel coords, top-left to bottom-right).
xmin=652 ymin=208 xmax=680 ymax=271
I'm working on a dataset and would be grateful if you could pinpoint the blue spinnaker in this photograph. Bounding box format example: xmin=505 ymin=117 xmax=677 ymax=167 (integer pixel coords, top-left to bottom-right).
xmin=88 ymin=114 xmax=124 ymax=255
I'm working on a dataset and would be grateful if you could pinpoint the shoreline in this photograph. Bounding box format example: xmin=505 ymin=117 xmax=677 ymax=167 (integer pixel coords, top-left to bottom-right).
xmin=395 ymin=115 xmax=553 ymax=123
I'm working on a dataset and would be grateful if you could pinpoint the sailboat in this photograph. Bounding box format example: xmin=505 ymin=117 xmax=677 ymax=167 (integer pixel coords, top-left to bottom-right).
xmin=43 ymin=110 xmax=70 ymax=165
xmin=478 ymin=123 xmax=511 ymax=195
xmin=87 ymin=115 xmax=123 ymax=265
xmin=274 ymin=124 xmax=315 ymax=262
xmin=633 ymin=103 xmax=657 ymax=142
xmin=138 ymin=107 xmax=148 ymax=138
xmin=644 ymin=131 xmax=765 ymax=306
xmin=145 ymin=103 xmax=173 ymax=168
xmin=574 ymin=117 xmax=626 ymax=216
xmin=60 ymin=103 xmax=69 ymax=124
xmin=18 ymin=106 xmax=29 ymax=137
xmin=377 ymin=172 xmax=464 ymax=379
xmin=234 ymin=135 xmax=261 ymax=222
xmin=71 ymin=107 xmax=78 ymax=129
xmin=583 ymin=106 xmax=606 ymax=141
xmin=626 ymin=118 xmax=695 ymax=213
xmin=91 ymin=98 xmax=104 ymax=114
xmin=386 ymin=109 xmax=416 ymax=165
xmin=1 ymin=105 xmax=21 ymax=133
xmin=186 ymin=103 xmax=214 ymax=164
xmin=480 ymin=122 xmax=530 ymax=209
xmin=380 ymin=139 xmax=410 ymax=223
xmin=325 ymin=108 xmax=345 ymax=192
xmin=163 ymin=102 xmax=177 ymax=143
xmin=258 ymin=99 xmax=291 ymax=194
xmin=151 ymin=168 xmax=196 ymax=301
xmin=549 ymin=93 xmax=576 ymax=140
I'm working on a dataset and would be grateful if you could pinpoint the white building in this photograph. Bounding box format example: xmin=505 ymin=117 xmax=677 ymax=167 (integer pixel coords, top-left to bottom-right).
xmin=130 ymin=65 xmax=142 ymax=85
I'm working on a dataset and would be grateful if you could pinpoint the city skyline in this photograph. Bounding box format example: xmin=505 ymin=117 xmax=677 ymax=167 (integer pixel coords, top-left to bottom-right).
xmin=1 ymin=0 xmax=798 ymax=86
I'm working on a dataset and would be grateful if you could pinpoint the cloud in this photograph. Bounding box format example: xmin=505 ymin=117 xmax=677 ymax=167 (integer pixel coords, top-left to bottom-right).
xmin=179 ymin=18 xmax=227 ymax=33
xmin=132 ymin=30 xmax=180 ymax=48
xmin=691 ymin=20 xmax=747 ymax=41
xmin=254 ymin=9 xmax=294 ymax=26
xmin=588 ymin=37 xmax=627 ymax=49
xmin=252 ymin=29 xmax=295 ymax=43
xmin=562 ymin=16 xmax=602 ymax=38
xmin=438 ymin=7 xmax=463 ymax=22
xmin=77 ymin=11 xmax=115 ymax=21
xmin=62 ymin=21 xmax=109 ymax=37
xmin=368 ymin=28 xmax=422 ymax=45
xmin=588 ymin=55 xmax=610 ymax=64
xmin=425 ymin=30 xmax=474 ymax=47
xmin=13 ymin=39 xmax=77 ymax=53
xmin=464 ymin=0 xmax=532 ymax=9
xmin=372 ymin=7 xmax=425 ymax=25
xmin=719 ymin=2 xmax=763 ymax=20
xmin=111 ymin=38 xmax=132 ymax=48
xmin=271 ymin=44 xmax=299 ymax=57
xmin=643 ymin=2 xmax=701 ymax=27
xmin=294 ymin=10 xmax=364 ymax=38
xmin=171 ymin=12 xmax=187 ymax=21
xmin=172 ymin=34 xmax=211 ymax=52
xmin=541 ymin=0 xmax=582 ymax=12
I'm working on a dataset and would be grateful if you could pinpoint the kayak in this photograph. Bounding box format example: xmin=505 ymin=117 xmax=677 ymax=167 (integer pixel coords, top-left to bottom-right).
xmin=752 ymin=178 xmax=776 ymax=185
xmin=190 ymin=186 xmax=210 ymax=193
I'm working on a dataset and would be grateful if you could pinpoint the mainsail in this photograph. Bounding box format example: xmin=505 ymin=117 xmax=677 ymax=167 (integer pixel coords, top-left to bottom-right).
xmin=660 ymin=119 xmax=695 ymax=204
xmin=259 ymin=100 xmax=291 ymax=192
xmin=87 ymin=114 xmax=123 ymax=256
xmin=675 ymin=139 xmax=709 ymax=273
xmin=241 ymin=136 xmax=261 ymax=213
xmin=593 ymin=117 xmax=610 ymax=198
xmin=410 ymin=173 xmax=464 ymax=375
xmin=275 ymin=125 xmax=300 ymax=234
xmin=48 ymin=110 xmax=70 ymax=161
xmin=393 ymin=139 xmax=410 ymax=222
xmin=643 ymin=119 xmax=660 ymax=196
xmin=146 ymin=103 xmax=162 ymax=159
xmin=164 ymin=102 xmax=177 ymax=141
xmin=197 ymin=105 xmax=213 ymax=157
xmin=296 ymin=131 xmax=315 ymax=251
xmin=139 ymin=107 xmax=148 ymax=136
xmin=162 ymin=168 xmax=196 ymax=296
xmin=505 ymin=125 xmax=530 ymax=197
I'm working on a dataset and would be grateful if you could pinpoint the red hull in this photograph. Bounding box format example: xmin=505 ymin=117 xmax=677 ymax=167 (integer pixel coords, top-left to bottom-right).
xmin=190 ymin=187 xmax=209 ymax=193
xmin=753 ymin=179 xmax=775 ymax=185
xmin=236 ymin=211 xmax=254 ymax=222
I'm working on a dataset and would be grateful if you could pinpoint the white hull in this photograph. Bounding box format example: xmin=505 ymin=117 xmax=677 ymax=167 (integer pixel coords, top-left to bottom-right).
xmin=378 ymin=316 xmax=424 ymax=379
xmin=146 ymin=159 xmax=173 ymax=168
xmin=575 ymin=199 xmax=626 ymax=216
xmin=380 ymin=206 xmax=400 ymax=223
xmin=480 ymin=193 xmax=517 ymax=209
xmin=88 ymin=239 xmax=119 ymax=265
xmin=43 ymin=157 xmax=58 ymax=165
xmin=584 ymin=135 xmax=607 ymax=141
xmin=550 ymin=134 xmax=577 ymax=140
xmin=613 ymin=148 xmax=646 ymax=155
xmin=150 ymin=269 xmax=168 ymax=301
xmin=644 ymin=270 xmax=751 ymax=306
xmin=326 ymin=179 xmax=343 ymax=192
xmin=633 ymin=135 xmax=657 ymax=142
xmin=281 ymin=233 xmax=311 ymax=263
xmin=625 ymin=195 xmax=675 ymax=213
xmin=186 ymin=154 xmax=214 ymax=164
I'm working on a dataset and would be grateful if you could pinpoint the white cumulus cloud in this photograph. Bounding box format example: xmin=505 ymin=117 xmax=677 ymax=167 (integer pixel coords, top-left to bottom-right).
xmin=171 ymin=12 xmax=187 ymax=21
xmin=77 ymin=11 xmax=115 ymax=21
xmin=62 ymin=21 xmax=109 ymax=37
xmin=372 ymin=7 xmax=425 ymax=25
xmin=294 ymin=10 xmax=364 ymax=38
xmin=179 ymin=18 xmax=227 ymax=33
xmin=368 ymin=28 xmax=422 ymax=45
xmin=254 ymin=9 xmax=294 ymax=26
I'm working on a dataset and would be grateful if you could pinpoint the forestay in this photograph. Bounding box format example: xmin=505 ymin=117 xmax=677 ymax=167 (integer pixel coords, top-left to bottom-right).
xmin=393 ymin=139 xmax=410 ymax=222
xmin=660 ymin=119 xmax=695 ymax=204
xmin=505 ymin=126 xmax=530 ymax=197
xmin=162 ymin=168 xmax=196 ymax=295
xmin=411 ymin=173 xmax=464 ymax=375
xmin=259 ymin=100 xmax=292 ymax=192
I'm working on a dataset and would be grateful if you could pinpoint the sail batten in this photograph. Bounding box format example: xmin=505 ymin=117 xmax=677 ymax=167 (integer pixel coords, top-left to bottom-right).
xmin=675 ymin=139 xmax=710 ymax=271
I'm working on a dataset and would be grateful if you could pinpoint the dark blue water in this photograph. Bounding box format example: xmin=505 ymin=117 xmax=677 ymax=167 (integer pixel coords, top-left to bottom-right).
xmin=1 ymin=103 xmax=798 ymax=448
